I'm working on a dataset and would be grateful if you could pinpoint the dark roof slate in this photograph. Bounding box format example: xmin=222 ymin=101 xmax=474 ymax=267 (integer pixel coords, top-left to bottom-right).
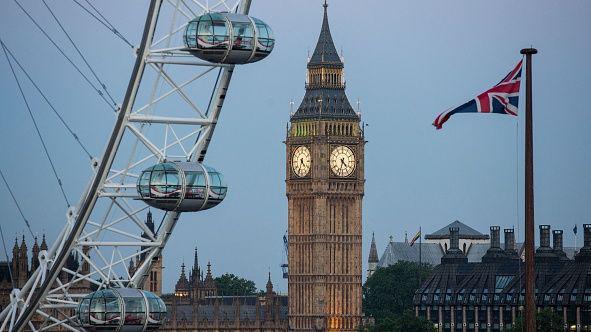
xmin=308 ymin=3 xmax=342 ymax=67
xmin=293 ymin=87 xmax=357 ymax=121
xmin=425 ymin=220 xmax=489 ymax=240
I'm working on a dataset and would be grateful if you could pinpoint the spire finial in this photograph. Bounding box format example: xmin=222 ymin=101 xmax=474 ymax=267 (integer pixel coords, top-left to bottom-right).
xmin=323 ymin=0 xmax=328 ymax=9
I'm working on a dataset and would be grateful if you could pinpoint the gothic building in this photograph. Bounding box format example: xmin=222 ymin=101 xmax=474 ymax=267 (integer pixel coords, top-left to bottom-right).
xmin=414 ymin=224 xmax=591 ymax=331
xmin=160 ymin=251 xmax=288 ymax=331
xmin=0 ymin=234 xmax=91 ymax=325
xmin=286 ymin=2 xmax=364 ymax=331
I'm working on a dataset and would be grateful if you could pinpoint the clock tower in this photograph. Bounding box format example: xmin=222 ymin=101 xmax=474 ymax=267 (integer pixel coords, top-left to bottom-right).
xmin=285 ymin=2 xmax=364 ymax=331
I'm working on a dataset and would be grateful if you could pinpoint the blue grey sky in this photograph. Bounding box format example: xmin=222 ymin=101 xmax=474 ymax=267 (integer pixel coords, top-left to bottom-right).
xmin=1 ymin=0 xmax=590 ymax=293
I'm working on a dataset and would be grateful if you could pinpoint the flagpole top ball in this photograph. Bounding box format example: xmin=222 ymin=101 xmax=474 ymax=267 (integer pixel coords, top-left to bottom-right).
xmin=520 ymin=48 xmax=538 ymax=55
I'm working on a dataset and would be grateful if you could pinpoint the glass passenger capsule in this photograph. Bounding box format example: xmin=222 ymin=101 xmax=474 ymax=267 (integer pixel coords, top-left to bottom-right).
xmin=184 ymin=12 xmax=274 ymax=64
xmin=137 ymin=162 xmax=227 ymax=212
xmin=77 ymin=288 xmax=166 ymax=332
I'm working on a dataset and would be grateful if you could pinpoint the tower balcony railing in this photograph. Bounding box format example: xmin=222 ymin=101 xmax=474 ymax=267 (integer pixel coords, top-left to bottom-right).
xmin=305 ymin=81 xmax=346 ymax=90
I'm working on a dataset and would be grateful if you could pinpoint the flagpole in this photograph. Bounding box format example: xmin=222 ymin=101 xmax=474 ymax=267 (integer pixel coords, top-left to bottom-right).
xmin=521 ymin=47 xmax=537 ymax=332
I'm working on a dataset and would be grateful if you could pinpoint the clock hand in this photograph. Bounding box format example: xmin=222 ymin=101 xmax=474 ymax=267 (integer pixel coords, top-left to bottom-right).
xmin=300 ymin=158 xmax=304 ymax=165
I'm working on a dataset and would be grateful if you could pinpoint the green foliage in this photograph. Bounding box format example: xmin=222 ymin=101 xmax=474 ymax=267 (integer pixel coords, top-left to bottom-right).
xmin=214 ymin=273 xmax=257 ymax=296
xmin=360 ymin=311 xmax=434 ymax=332
xmin=508 ymin=309 xmax=563 ymax=332
xmin=363 ymin=261 xmax=433 ymax=323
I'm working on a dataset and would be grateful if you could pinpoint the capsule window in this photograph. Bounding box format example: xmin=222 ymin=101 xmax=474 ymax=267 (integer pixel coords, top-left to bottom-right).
xmin=232 ymin=22 xmax=254 ymax=51
xmin=195 ymin=14 xmax=228 ymax=49
xmin=185 ymin=21 xmax=198 ymax=48
xmin=79 ymin=298 xmax=90 ymax=324
xmin=105 ymin=296 xmax=120 ymax=324
xmin=139 ymin=171 xmax=151 ymax=196
xmin=254 ymin=18 xmax=274 ymax=53
xmin=146 ymin=294 xmax=166 ymax=323
xmin=123 ymin=297 xmax=146 ymax=325
xmin=90 ymin=296 xmax=106 ymax=323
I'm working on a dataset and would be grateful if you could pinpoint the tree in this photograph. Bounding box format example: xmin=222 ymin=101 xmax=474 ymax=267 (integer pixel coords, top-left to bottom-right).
xmin=509 ymin=309 xmax=563 ymax=332
xmin=363 ymin=261 xmax=433 ymax=323
xmin=214 ymin=273 xmax=257 ymax=296
xmin=360 ymin=312 xmax=434 ymax=332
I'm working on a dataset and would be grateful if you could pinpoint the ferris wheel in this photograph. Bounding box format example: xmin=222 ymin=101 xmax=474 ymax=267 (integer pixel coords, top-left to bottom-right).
xmin=0 ymin=0 xmax=274 ymax=331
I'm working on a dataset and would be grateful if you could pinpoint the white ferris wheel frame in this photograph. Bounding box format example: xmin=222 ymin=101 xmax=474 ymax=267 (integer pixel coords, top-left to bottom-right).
xmin=0 ymin=0 xmax=252 ymax=330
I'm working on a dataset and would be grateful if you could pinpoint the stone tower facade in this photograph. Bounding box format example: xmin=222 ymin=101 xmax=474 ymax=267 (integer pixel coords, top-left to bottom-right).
xmin=285 ymin=3 xmax=364 ymax=331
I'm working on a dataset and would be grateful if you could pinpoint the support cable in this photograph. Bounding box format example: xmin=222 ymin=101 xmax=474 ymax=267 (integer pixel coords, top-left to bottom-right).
xmin=71 ymin=0 xmax=135 ymax=49
xmin=40 ymin=0 xmax=118 ymax=108
xmin=0 ymin=224 xmax=16 ymax=289
xmin=0 ymin=169 xmax=34 ymax=239
xmin=12 ymin=0 xmax=118 ymax=112
xmin=0 ymin=39 xmax=93 ymax=160
xmin=1 ymin=42 xmax=71 ymax=208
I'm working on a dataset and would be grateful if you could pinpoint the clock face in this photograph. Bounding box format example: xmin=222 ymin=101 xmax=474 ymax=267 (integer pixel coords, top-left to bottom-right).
xmin=330 ymin=146 xmax=356 ymax=177
xmin=292 ymin=146 xmax=311 ymax=177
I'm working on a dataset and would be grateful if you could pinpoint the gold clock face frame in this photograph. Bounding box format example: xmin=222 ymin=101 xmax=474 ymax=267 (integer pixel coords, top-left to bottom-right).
xmin=292 ymin=146 xmax=311 ymax=177
xmin=330 ymin=146 xmax=356 ymax=177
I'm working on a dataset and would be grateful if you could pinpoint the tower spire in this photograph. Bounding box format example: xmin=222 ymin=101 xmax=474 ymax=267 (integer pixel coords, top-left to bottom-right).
xmin=308 ymin=0 xmax=341 ymax=67
xmin=292 ymin=2 xmax=357 ymax=121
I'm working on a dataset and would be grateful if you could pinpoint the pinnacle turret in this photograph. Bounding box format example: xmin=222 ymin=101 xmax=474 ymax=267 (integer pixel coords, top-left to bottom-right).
xmin=368 ymin=233 xmax=379 ymax=264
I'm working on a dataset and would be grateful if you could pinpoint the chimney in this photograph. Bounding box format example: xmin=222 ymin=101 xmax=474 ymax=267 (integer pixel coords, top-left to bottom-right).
xmin=504 ymin=228 xmax=516 ymax=252
xmin=449 ymin=227 xmax=460 ymax=250
xmin=536 ymin=225 xmax=557 ymax=261
xmin=576 ymin=224 xmax=591 ymax=261
xmin=482 ymin=226 xmax=507 ymax=263
xmin=552 ymin=230 xmax=569 ymax=261
xmin=441 ymin=227 xmax=467 ymax=265
xmin=539 ymin=225 xmax=551 ymax=248
xmin=553 ymin=230 xmax=563 ymax=251
xmin=490 ymin=226 xmax=501 ymax=249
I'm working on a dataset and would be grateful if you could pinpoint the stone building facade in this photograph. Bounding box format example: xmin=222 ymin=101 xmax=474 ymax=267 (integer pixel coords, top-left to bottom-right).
xmin=285 ymin=2 xmax=364 ymax=331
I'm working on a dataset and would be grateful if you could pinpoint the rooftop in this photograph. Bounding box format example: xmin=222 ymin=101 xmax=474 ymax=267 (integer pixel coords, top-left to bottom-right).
xmin=425 ymin=220 xmax=489 ymax=240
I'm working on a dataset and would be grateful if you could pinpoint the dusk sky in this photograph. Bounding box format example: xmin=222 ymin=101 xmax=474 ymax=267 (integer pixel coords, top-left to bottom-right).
xmin=1 ymin=0 xmax=590 ymax=293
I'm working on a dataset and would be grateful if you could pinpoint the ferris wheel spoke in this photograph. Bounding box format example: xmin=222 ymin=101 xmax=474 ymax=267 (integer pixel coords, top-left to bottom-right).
xmin=73 ymin=246 xmax=124 ymax=285
xmin=147 ymin=63 xmax=207 ymax=116
xmin=165 ymin=0 xmax=193 ymax=21
xmin=133 ymin=66 xmax=216 ymax=115
xmin=34 ymin=310 xmax=78 ymax=332
xmin=126 ymin=124 xmax=166 ymax=160
xmin=112 ymin=199 xmax=156 ymax=239
xmin=85 ymin=216 xmax=149 ymax=242
xmin=176 ymin=0 xmax=200 ymax=19
xmin=27 ymin=321 xmax=38 ymax=332
xmin=151 ymin=23 xmax=188 ymax=49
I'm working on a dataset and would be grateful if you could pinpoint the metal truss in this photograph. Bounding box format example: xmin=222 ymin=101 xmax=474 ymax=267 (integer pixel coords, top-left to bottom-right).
xmin=0 ymin=0 xmax=250 ymax=330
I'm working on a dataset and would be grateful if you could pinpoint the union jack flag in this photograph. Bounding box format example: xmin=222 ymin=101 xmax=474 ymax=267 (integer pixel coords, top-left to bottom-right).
xmin=433 ymin=60 xmax=523 ymax=129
